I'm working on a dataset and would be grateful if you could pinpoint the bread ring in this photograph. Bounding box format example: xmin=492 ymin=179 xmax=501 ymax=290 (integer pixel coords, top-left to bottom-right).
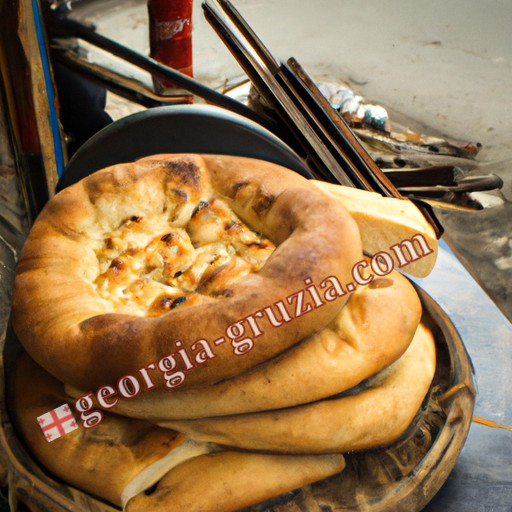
xmin=10 ymin=352 xmax=195 ymax=507
xmin=11 ymin=154 xmax=362 ymax=391
xmin=11 ymin=352 xmax=345 ymax=511
xmin=162 ymin=323 xmax=436 ymax=453
xmin=106 ymin=269 xmax=421 ymax=420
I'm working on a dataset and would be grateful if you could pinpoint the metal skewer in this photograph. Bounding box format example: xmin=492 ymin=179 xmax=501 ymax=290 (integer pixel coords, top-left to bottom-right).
xmin=203 ymin=0 xmax=444 ymax=237
xmin=47 ymin=15 xmax=278 ymax=132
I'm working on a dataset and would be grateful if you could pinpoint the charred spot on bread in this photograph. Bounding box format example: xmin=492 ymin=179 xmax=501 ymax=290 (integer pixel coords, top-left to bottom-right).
xmin=369 ymin=278 xmax=394 ymax=289
xmin=109 ymin=258 xmax=126 ymax=272
xmin=252 ymin=190 xmax=276 ymax=217
xmin=232 ymin=180 xmax=250 ymax=195
xmin=162 ymin=158 xmax=202 ymax=188
xmin=160 ymin=233 xmax=174 ymax=244
xmin=171 ymin=297 xmax=187 ymax=309
xmin=12 ymin=154 xmax=362 ymax=391
xmin=191 ymin=200 xmax=209 ymax=217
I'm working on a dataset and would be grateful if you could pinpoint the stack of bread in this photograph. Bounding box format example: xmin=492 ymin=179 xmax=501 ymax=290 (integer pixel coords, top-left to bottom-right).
xmin=10 ymin=154 xmax=438 ymax=511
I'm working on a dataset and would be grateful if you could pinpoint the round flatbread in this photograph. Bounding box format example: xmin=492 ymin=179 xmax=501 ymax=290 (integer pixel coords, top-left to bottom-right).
xmin=11 ymin=154 xmax=362 ymax=391
xmin=162 ymin=323 xmax=436 ymax=453
xmin=11 ymin=353 xmax=345 ymax=510
xmin=106 ymin=269 xmax=421 ymax=420
xmin=10 ymin=352 xmax=190 ymax=507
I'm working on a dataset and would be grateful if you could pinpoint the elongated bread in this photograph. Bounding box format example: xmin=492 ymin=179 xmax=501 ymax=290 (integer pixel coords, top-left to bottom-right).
xmin=11 ymin=352 xmax=201 ymax=507
xmin=126 ymin=451 xmax=345 ymax=512
xmin=162 ymin=323 xmax=436 ymax=453
xmin=11 ymin=352 xmax=345 ymax=510
xmin=108 ymin=270 xmax=421 ymax=420
xmin=312 ymin=181 xmax=437 ymax=277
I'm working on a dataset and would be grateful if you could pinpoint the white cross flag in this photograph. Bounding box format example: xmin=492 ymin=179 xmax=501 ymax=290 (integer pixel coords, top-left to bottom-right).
xmin=37 ymin=404 xmax=78 ymax=442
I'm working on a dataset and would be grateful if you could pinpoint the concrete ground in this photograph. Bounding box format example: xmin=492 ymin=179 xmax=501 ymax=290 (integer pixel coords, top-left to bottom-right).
xmin=72 ymin=0 xmax=512 ymax=320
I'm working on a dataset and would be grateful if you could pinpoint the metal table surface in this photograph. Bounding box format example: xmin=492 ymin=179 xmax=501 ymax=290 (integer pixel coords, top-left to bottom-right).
xmin=413 ymin=240 xmax=512 ymax=511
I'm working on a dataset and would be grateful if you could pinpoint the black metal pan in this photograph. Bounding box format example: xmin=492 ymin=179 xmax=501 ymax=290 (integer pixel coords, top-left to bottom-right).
xmin=57 ymin=104 xmax=312 ymax=191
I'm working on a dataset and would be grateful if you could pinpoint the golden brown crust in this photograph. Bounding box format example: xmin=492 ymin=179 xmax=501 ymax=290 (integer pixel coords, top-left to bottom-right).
xmin=11 ymin=154 xmax=362 ymax=391
xmin=126 ymin=451 xmax=345 ymax=512
xmin=11 ymin=353 xmax=345 ymax=510
xmin=109 ymin=269 xmax=421 ymax=421
xmin=312 ymin=180 xmax=438 ymax=277
xmin=10 ymin=352 xmax=185 ymax=507
xmin=161 ymin=323 xmax=436 ymax=453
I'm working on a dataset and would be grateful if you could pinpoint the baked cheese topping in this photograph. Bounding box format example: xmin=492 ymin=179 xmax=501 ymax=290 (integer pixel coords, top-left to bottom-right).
xmin=93 ymin=198 xmax=275 ymax=316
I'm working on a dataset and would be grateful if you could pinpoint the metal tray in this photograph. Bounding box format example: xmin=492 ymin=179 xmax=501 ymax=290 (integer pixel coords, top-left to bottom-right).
xmin=57 ymin=104 xmax=312 ymax=191
xmin=0 ymin=284 xmax=476 ymax=511
xmin=0 ymin=105 xmax=475 ymax=511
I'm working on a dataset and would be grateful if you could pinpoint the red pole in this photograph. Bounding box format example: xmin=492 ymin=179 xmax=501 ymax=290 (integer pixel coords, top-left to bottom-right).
xmin=147 ymin=0 xmax=193 ymax=96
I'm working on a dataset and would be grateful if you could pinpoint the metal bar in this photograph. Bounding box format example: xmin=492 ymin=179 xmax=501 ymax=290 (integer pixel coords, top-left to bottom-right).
xmin=53 ymin=48 xmax=192 ymax=108
xmin=203 ymin=0 xmax=355 ymax=185
xmin=213 ymin=0 xmax=395 ymax=192
xmin=284 ymin=58 xmax=402 ymax=198
xmin=48 ymin=16 xmax=278 ymax=131
xmin=204 ymin=0 xmax=444 ymax=236
xmin=275 ymin=64 xmax=374 ymax=189
xmin=216 ymin=0 xmax=280 ymax=74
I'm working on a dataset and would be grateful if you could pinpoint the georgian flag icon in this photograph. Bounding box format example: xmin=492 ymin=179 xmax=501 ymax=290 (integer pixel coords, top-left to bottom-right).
xmin=37 ymin=404 xmax=78 ymax=442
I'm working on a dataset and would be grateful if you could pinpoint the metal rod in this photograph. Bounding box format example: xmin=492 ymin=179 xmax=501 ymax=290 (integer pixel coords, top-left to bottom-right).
xmin=53 ymin=48 xmax=191 ymax=108
xmin=203 ymin=0 xmax=355 ymax=185
xmin=48 ymin=16 xmax=278 ymax=131
xmin=285 ymin=58 xmax=402 ymax=198
xmin=216 ymin=0 xmax=280 ymax=74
